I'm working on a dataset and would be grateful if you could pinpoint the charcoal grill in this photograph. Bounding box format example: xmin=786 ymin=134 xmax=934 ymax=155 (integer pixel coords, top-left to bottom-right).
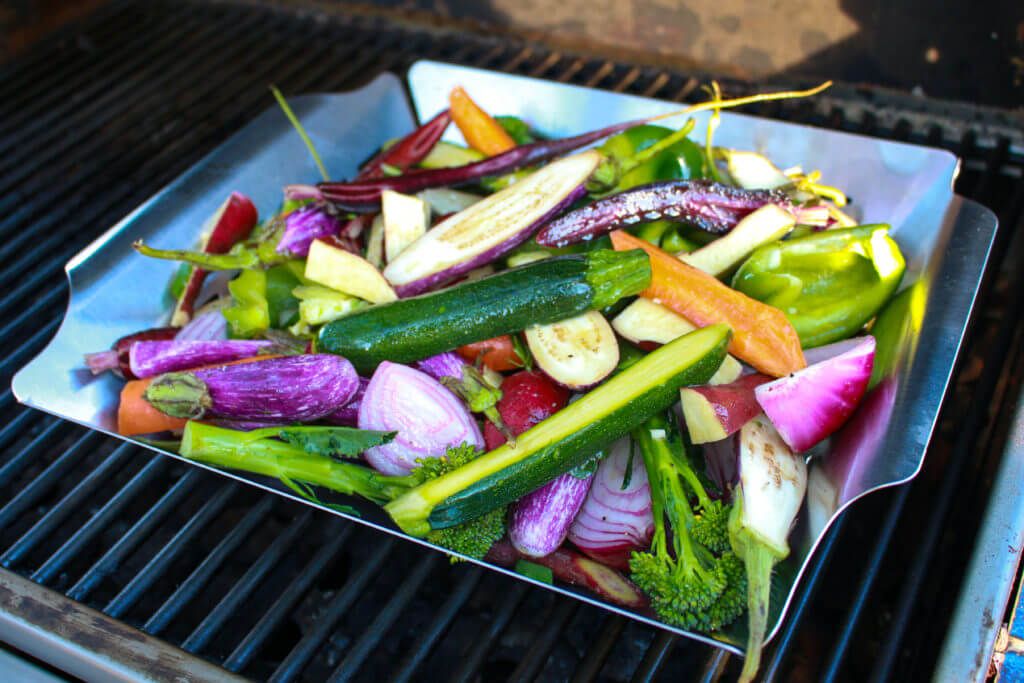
xmin=1 ymin=1 xmax=1022 ymax=681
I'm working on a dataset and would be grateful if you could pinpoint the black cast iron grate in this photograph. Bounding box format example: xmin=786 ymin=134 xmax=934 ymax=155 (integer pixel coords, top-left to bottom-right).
xmin=0 ymin=1 xmax=1022 ymax=681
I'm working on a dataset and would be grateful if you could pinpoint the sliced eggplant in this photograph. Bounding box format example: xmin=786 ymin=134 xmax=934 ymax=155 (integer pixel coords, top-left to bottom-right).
xmin=525 ymin=310 xmax=619 ymax=390
xmin=382 ymin=150 xmax=602 ymax=297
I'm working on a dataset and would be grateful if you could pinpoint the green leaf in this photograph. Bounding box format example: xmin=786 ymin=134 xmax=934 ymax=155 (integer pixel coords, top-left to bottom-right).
xmin=277 ymin=426 xmax=397 ymax=458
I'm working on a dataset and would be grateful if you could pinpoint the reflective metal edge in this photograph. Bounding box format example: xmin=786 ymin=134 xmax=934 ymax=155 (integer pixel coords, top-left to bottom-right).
xmin=934 ymin=381 xmax=1024 ymax=682
xmin=0 ymin=568 xmax=247 ymax=683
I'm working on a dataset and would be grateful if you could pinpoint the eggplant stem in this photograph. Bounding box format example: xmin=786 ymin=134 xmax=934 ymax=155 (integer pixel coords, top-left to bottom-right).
xmin=738 ymin=539 xmax=776 ymax=683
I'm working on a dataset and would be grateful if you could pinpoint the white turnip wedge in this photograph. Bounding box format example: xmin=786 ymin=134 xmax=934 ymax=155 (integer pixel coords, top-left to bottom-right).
xmin=381 ymin=190 xmax=430 ymax=262
xmin=305 ymin=239 xmax=398 ymax=304
xmin=382 ymin=150 xmax=602 ymax=297
xmin=612 ymin=298 xmax=741 ymax=384
xmin=679 ymin=203 xmax=795 ymax=276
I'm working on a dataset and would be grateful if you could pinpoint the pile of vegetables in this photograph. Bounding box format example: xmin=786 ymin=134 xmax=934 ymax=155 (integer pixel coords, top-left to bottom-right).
xmin=88 ymin=81 xmax=906 ymax=682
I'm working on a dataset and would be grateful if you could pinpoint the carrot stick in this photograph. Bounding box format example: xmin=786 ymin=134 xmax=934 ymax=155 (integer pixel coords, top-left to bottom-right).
xmin=117 ymin=354 xmax=283 ymax=436
xmin=449 ymin=86 xmax=517 ymax=156
xmin=118 ymin=378 xmax=188 ymax=436
xmin=609 ymin=230 xmax=805 ymax=377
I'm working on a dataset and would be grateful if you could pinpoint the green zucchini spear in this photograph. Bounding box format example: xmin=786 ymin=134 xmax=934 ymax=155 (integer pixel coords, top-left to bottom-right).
xmin=385 ymin=324 xmax=732 ymax=536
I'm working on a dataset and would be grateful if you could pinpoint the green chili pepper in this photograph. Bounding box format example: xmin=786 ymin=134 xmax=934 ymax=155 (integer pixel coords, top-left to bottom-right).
xmin=731 ymin=224 xmax=906 ymax=349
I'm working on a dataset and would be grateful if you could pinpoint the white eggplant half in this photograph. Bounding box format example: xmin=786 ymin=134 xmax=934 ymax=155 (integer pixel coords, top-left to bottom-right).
xmin=525 ymin=310 xmax=619 ymax=390
xmin=728 ymin=414 xmax=808 ymax=683
xmin=382 ymin=150 xmax=602 ymax=297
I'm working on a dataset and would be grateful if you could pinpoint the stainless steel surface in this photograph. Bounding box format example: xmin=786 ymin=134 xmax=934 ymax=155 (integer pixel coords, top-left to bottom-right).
xmin=10 ymin=60 xmax=999 ymax=654
xmin=0 ymin=568 xmax=246 ymax=682
xmin=935 ymin=381 xmax=1024 ymax=683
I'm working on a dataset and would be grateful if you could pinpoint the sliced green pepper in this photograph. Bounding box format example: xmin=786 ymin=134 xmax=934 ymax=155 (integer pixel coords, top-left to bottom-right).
xmin=731 ymin=224 xmax=905 ymax=349
xmin=224 ymin=263 xmax=302 ymax=338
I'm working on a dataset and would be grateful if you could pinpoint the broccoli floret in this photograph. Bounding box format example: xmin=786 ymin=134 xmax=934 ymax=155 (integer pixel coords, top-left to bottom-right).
xmin=692 ymin=499 xmax=731 ymax=555
xmin=628 ymin=412 xmax=745 ymax=633
xmin=412 ymin=443 xmax=507 ymax=560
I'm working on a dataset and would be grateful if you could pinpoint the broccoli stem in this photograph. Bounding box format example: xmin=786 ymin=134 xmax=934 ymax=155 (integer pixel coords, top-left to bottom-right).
xmin=633 ymin=415 xmax=717 ymax=587
xmin=180 ymin=422 xmax=416 ymax=505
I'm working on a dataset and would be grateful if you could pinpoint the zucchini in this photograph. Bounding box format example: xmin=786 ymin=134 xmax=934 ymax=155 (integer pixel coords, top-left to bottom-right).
xmin=385 ymin=324 xmax=731 ymax=536
xmin=317 ymin=249 xmax=650 ymax=374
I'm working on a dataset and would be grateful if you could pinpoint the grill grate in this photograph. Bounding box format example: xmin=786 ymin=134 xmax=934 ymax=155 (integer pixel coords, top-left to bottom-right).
xmin=0 ymin=1 xmax=1022 ymax=681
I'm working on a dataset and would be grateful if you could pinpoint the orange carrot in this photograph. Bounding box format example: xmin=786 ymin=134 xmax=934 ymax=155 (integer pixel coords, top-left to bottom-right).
xmin=457 ymin=335 xmax=523 ymax=372
xmin=609 ymin=230 xmax=805 ymax=377
xmin=117 ymin=355 xmax=283 ymax=436
xmin=118 ymin=378 xmax=188 ymax=436
xmin=448 ymin=86 xmax=516 ymax=156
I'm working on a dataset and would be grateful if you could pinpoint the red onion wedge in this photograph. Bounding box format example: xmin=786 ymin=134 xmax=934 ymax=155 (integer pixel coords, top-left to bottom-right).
xmin=143 ymin=354 xmax=358 ymax=422
xmin=358 ymin=361 xmax=483 ymax=476
xmin=568 ymin=437 xmax=654 ymax=571
xmin=129 ymin=340 xmax=271 ymax=379
xmin=755 ymin=335 xmax=875 ymax=452
xmin=381 ymin=150 xmax=602 ymax=297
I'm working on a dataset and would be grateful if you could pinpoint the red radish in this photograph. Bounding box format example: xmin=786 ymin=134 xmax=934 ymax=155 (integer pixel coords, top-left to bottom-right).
xmin=485 ymin=540 xmax=647 ymax=610
xmin=679 ymin=373 xmax=773 ymax=443
xmin=755 ymin=335 xmax=876 ymax=452
xmin=171 ymin=192 xmax=258 ymax=327
xmin=483 ymin=371 xmax=570 ymax=449
xmin=567 ymin=437 xmax=654 ymax=571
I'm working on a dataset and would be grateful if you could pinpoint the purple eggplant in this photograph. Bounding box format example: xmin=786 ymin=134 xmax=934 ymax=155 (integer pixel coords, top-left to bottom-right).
xmin=276 ymin=205 xmax=347 ymax=257
xmin=357 ymin=361 xmax=483 ymax=476
xmin=536 ymin=180 xmax=789 ymax=248
xmin=509 ymin=471 xmax=594 ymax=558
xmin=381 ymin=151 xmax=601 ymax=297
xmin=129 ymin=340 xmax=272 ymax=379
xmin=143 ymin=354 xmax=358 ymax=421
xmin=323 ymin=377 xmax=370 ymax=426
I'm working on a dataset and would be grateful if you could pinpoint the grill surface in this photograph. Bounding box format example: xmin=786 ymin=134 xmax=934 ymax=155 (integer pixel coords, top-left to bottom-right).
xmin=0 ymin=1 xmax=1022 ymax=681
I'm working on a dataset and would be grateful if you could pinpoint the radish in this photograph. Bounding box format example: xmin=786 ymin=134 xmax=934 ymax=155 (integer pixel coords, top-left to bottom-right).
xmin=679 ymin=373 xmax=773 ymax=443
xmin=482 ymin=371 xmax=570 ymax=449
xmin=755 ymin=335 xmax=876 ymax=452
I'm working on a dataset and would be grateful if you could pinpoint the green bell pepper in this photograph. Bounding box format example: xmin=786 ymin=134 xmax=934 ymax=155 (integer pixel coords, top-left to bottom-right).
xmin=731 ymin=224 xmax=906 ymax=349
xmin=224 ymin=263 xmax=302 ymax=338
xmin=598 ymin=124 xmax=708 ymax=192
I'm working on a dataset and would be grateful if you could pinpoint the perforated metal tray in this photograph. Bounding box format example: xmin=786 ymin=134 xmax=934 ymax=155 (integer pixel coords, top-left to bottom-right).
xmin=11 ymin=61 xmax=998 ymax=653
